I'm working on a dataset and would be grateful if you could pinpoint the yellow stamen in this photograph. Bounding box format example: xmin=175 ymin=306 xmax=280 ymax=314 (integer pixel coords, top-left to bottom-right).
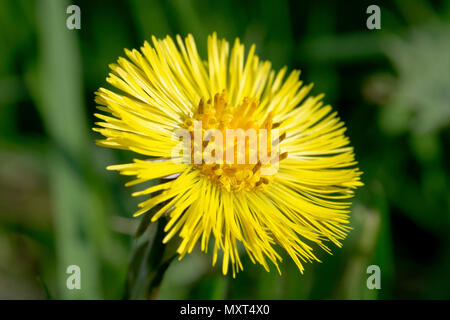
xmin=182 ymin=90 xmax=286 ymax=192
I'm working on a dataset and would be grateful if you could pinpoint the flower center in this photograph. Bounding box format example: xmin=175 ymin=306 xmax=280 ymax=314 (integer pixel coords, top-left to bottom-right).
xmin=182 ymin=90 xmax=287 ymax=192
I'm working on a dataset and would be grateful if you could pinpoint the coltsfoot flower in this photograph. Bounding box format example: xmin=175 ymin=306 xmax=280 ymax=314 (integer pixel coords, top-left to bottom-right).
xmin=94 ymin=33 xmax=363 ymax=276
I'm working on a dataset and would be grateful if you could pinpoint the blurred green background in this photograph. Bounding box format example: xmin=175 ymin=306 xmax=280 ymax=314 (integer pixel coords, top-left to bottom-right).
xmin=1 ymin=0 xmax=449 ymax=299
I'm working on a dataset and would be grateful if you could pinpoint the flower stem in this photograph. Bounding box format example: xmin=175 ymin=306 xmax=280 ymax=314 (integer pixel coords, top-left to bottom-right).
xmin=123 ymin=219 xmax=177 ymax=300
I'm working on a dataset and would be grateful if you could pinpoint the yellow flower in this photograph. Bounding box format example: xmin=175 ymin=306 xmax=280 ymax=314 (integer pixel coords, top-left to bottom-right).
xmin=94 ymin=33 xmax=363 ymax=277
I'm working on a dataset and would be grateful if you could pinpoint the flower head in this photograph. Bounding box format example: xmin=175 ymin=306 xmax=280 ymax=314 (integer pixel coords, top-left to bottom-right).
xmin=94 ymin=33 xmax=363 ymax=276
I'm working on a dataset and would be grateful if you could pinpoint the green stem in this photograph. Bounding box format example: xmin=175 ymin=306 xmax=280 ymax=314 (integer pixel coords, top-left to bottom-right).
xmin=123 ymin=219 xmax=177 ymax=300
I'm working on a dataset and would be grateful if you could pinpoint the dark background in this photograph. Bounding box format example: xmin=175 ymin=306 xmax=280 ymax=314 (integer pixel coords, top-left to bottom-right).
xmin=0 ymin=0 xmax=449 ymax=299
